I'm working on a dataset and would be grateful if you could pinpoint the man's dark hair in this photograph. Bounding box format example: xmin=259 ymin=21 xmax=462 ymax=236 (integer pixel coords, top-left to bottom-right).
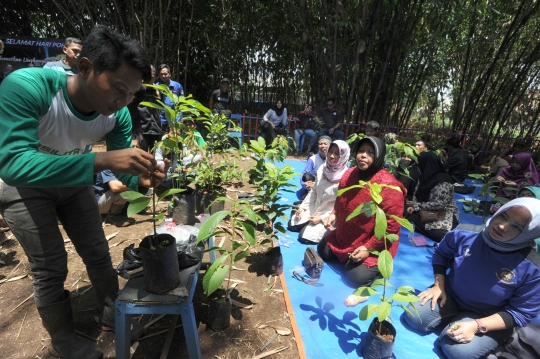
xmin=65 ymin=37 xmax=82 ymax=47
xmin=366 ymin=120 xmax=379 ymax=129
xmin=420 ymin=134 xmax=431 ymax=144
xmin=446 ymin=137 xmax=461 ymax=148
xmin=80 ymin=25 xmax=151 ymax=83
xmin=158 ymin=64 xmax=171 ymax=73
xmin=326 ymin=98 xmax=335 ymax=104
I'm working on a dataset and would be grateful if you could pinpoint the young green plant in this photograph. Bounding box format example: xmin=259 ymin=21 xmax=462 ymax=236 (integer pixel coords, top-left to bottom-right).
xmin=196 ymin=198 xmax=261 ymax=297
xmin=337 ymin=180 xmax=420 ymax=332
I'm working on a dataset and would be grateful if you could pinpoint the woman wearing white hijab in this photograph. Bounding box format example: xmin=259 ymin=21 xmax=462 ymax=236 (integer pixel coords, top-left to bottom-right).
xmin=290 ymin=140 xmax=350 ymax=243
xmin=404 ymin=198 xmax=540 ymax=359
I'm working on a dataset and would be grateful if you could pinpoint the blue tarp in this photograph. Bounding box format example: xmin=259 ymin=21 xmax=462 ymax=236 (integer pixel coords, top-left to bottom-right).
xmin=275 ymin=159 xmax=539 ymax=359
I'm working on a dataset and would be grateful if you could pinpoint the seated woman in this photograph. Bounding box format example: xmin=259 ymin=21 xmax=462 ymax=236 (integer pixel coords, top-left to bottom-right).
xmin=406 ymin=151 xmax=459 ymax=242
xmin=295 ymin=136 xmax=331 ymax=201
xmin=396 ymin=152 xmax=421 ymax=201
xmin=492 ymin=152 xmax=540 ymax=200
xmin=404 ymin=198 xmax=540 ymax=359
xmin=260 ymin=99 xmax=288 ymax=149
xmin=318 ymin=137 xmax=406 ymax=287
xmin=289 ymin=140 xmax=350 ymax=243
xmin=517 ymin=186 xmax=540 ymax=252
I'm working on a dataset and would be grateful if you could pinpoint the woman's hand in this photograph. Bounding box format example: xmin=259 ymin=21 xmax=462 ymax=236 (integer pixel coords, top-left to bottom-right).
xmin=418 ymin=285 xmax=446 ymax=310
xmin=446 ymin=320 xmax=478 ymax=344
xmin=350 ymin=246 xmax=369 ymax=262
xmin=496 ymin=175 xmax=505 ymax=181
xmin=407 ymin=207 xmax=415 ymax=214
xmin=309 ymin=215 xmax=322 ymax=225
xmin=296 ymin=208 xmax=305 ymax=218
xmin=406 ymin=200 xmax=415 ymax=206
xmin=324 ymin=214 xmax=336 ymax=230
xmin=303 ymin=180 xmax=315 ymax=189
xmin=505 ymin=180 xmax=517 ymax=187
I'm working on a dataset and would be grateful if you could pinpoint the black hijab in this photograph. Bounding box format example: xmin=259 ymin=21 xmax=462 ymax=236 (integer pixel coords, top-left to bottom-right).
xmin=272 ymin=99 xmax=285 ymax=117
xmin=354 ymin=136 xmax=386 ymax=181
xmin=415 ymin=151 xmax=452 ymax=202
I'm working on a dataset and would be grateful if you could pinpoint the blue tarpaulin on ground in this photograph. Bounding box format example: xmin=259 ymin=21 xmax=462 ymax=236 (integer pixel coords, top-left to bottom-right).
xmin=274 ymin=159 xmax=539 ymax=359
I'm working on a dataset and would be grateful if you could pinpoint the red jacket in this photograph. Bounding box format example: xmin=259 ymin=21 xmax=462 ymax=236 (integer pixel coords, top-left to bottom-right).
xmin=325 ymin=167 xmax=406 ymax=266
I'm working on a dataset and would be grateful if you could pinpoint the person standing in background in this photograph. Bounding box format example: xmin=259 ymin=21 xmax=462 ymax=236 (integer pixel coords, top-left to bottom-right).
xmin=43 ymin=37 xmax=83 ymax=75
xmin=156 ymin=63 xmax=184 ymax=133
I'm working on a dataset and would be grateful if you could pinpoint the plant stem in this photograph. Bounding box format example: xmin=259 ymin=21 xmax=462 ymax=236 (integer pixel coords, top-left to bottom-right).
xmin=225 ymin=218 xmax=235 ymax=294
xmin=152 ymin=186 xmax=157 ymax=238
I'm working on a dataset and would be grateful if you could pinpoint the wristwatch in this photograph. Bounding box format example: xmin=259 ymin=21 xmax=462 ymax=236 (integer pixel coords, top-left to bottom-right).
xmin=475 ymin=319 xmax=488 ymax=333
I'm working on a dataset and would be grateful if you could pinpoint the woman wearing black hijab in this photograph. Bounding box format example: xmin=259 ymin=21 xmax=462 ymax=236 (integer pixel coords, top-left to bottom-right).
xmin=406 ymin=151 xmax=459 ymax=242
xmin=261 ymin=99 xmax=288 ymax=149
xmin=320 ymin=137 xmax=406 ymax=288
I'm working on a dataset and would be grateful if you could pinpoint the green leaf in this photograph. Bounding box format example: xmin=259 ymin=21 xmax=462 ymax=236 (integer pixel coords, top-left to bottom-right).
xmin=400 ymin=303 xmax=420 ymax=320
xmin=353 ymin=286 xmax=379 ymax=296
xmin=386 ymin=233 xmax=399 ymax=243
xmin=345 ymin=202 xmax=365 ymax=222
xmin=390 ymin=291 xmax=420 ymax=303
xmin=120 ymin=190 xmax=146 ymax=202
xmin=396 ymin=285 xmax=415 ymax=293
xmin=377 ymin=301 xmax=392 ymax=322
xmin=238 ymin=222 xmax=256 ymax=245
xmin=152 ymin=213 xmax=165 ymax=221
xmin=363 ymin=202 xmax=376 ymax=217
xmin=197 ymin=210 xmax=233 ymax=243
xmin=273 ymin=222 xmax=287 ymax=234
xmin=157 ymin=188 xmax=185 ymax=202
xmin=359 ymin=304 xmax=379 ymax=320
xmin=389 ymin=214 xmax=414 ymax=232
xmin=233 ymin=250 xmax=250 ymax=262
xmin=378 ymin=250 xmax=393 ymax=280
xmin=370 ymin=278 xmax=386 ymax=288
xmin=126 ymin=196 xmax=151 ymax=217
xmin=374 ymin=206 xmax=387 ymax=240
xmin=202 ymin=255 xmax=228 ymax=293
xmin=369 ymin=183 xmax=383 ymax=204
xmin=337 ymin=184 xmax=365 ymax=197
xmin=207 ymin=265 xmax=230 ymax=296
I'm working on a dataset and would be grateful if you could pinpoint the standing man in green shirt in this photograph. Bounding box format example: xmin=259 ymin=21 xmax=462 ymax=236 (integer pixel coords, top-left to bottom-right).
xmin=0 ymin=25 xmax=167 ymax=359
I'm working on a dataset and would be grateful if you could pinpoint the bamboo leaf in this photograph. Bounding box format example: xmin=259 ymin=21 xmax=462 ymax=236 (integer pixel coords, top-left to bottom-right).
xmin=386 ymin=233 xmax=399 ymax=243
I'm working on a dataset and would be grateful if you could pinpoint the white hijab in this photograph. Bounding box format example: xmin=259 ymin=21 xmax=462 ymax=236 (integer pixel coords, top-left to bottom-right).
xmin=482 ymin=197 xmax=540 ymax=252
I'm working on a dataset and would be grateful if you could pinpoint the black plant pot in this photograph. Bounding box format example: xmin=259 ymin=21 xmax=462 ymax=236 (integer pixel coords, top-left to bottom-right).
xmin=266 ymin=246 xmax=283 ymax=276
xmin=362 ymin=318 xmax=396 ymax=359
xmin=196 ymin=189 xmax=225 ymax=215
xmin=139 ymin=234 xmax=180 ymax=294
xmin=173 ymin=188 xmax=196 ymax=225
xmin=207 ymin=296 xmax=231 ymax=331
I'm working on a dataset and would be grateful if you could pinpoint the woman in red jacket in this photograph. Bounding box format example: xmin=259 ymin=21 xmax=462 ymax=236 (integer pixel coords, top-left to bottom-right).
xmin=320 ymin=136 xmax=406 ymax=287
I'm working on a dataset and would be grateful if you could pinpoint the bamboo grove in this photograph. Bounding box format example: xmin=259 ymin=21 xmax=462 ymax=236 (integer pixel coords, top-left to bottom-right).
xmin=2 ymin=0 xmax=540 ymax=149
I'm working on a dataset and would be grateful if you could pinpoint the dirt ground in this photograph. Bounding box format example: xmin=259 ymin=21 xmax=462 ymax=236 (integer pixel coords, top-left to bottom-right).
xmin=0 ymin=144 xmax=302 ymax=359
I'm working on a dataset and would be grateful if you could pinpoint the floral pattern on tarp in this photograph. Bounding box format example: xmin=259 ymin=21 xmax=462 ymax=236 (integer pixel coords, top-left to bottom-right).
xmin=413 ymin=182 xmax=458 ymax=231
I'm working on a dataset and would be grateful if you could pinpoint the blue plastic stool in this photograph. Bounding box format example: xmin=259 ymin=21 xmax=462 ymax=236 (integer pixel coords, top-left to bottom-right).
xmin=115 ymin=262 xmax=202 ymax=359
xmin=115 ymin=215 xmax=215 ymax=358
